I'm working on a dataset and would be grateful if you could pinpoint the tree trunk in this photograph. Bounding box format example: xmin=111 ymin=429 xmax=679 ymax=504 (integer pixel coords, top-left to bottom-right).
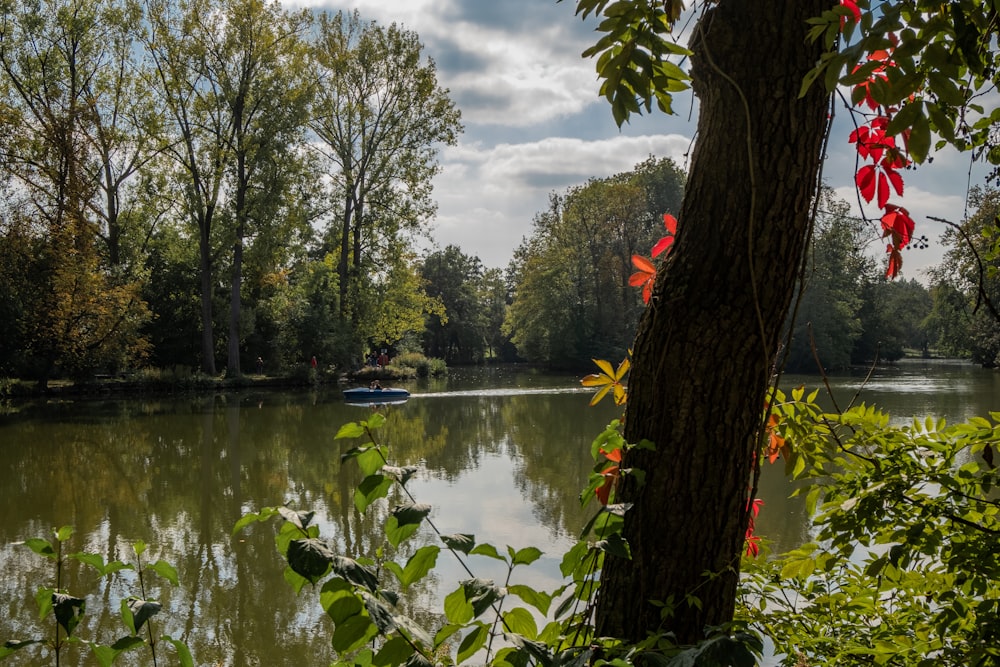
xmin=594 ymin=0 xmax=829 ymax=644
xmin=199 ymin=207 xmax=216 ymax=376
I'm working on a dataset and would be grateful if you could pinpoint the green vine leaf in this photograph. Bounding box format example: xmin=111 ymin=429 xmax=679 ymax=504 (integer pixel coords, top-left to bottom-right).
xmin=0 ymin=640 xmax=43 ymax=658
xmin=277 ymin=507 xmax=315 ymax=531
xmin=441 ymin=533 xmax=475 ymax=554
xmin=52 ymin=592 xmax=86 ymax=637
xmin=385 ymin=503 xmax=432 ymax=548
xmin=148 ymin=560 xmax=179 ymax=587
xmin=91 ymin=636 xmax=145 ymax=667
xmin=287 ymin=538 xmax=334 ymax=584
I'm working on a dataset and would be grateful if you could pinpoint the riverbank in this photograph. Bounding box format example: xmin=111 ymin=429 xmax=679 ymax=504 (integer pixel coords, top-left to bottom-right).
xmin=0 ymin=359 xmax=442 ymax=400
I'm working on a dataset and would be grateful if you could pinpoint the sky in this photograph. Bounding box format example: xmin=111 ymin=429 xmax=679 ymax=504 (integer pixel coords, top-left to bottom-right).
xmin=289 ymin=0 xmax=990 ymax=281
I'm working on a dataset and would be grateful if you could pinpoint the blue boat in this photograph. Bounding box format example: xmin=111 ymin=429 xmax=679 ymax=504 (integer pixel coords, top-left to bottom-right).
xmin=342 ymin=386 xmax=410 ymax=405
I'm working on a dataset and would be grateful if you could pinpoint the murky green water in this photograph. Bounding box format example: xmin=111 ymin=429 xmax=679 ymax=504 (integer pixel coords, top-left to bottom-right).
xmin=1 ymin=361 xmax=997 ymax=665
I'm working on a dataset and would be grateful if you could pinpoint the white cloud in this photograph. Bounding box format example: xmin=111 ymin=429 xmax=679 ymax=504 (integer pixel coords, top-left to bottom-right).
xmin=427 ymin=134 xmax=692 ymax=267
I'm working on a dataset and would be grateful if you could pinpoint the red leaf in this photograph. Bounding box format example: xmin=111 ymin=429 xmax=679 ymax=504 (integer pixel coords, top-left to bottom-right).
xmin=886 ymin=168 xmax=904 ymax=197
xmin=881 ymin=204 xmax=914 ymax=247
xmin=886 ymin=247 xmax=903 ymax=278
xmin=877 ymin=170 xmax=890 ymax=208
xmin=651 ymin=235 xmax=675 ymax=258
xmin=856 ymin=164 xmax=877 ymax=202
xmin=662 ymin=213 xmax=678 ymax=235
xmin=840 ymin=0 xmax=861 ymax=23
xmin=595 ymin=465 xmax=619 ymax=505
xmin=630 ymin=254 xmax=656 ymax=304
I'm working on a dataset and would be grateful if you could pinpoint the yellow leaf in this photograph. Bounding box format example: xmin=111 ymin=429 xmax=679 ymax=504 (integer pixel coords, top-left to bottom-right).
xmin=593 ymin=358 xmax=615 ymax=378
xmin=581 ymin=373 xmax=613 ymax=387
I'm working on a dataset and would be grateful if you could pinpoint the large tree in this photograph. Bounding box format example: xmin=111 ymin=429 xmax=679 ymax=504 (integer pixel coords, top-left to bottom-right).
xmin=577 ymin=0 xmax=1000 ymax=646
xmin=0 ymin=0 xmax=151 ymax=381
xmin=207 ymin=0 xmax=315 ymax=376
xmin=310 ymin=10 xmax=462 ymax=364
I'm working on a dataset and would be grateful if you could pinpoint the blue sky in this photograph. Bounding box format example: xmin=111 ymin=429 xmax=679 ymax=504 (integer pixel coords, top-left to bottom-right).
xmin=290 ymin=0 xmax=988 ymax=280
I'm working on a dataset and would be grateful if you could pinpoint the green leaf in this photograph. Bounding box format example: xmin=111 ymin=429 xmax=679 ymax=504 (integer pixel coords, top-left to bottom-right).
xmin=357 ymin=447 xmax=388 ymax=477
xmin=434 ymin=623 xmax=464 ymax=649
xmin=335 ymin=422 xmax=366 ymax=439
xmin=507 ymin=584 xmax=551 ymax=615
xmin=34 ymin=587 xmax=53 ymax=621
xmin=374 ymin=635 xmax=414 ymax=667
xmin=54 ymin=526 xmax=74 ymax=542
xmin=70 ymin=553 xmax=131 ymax=578
xmin=444 ymin=585 xmax=474 ymax=625
xmin=395 ymin=545 xmax=440 ymax=588
xmin=510 ymin=546 xmax=543 ymax=567
xmin=22 ymin=538 xmax=56 ymax=559
xmin=0 ymin=640 xmax=42 ymax=658
xmin=52 ymin=592 xmax=86 ymax=637
xmin=321 ymin=578 xmax=363 ymax=624
xmin=457 ymin=623 xmax=489 ymax=664
xmin=131 ymin=540 xmax=148 ymax=557
xmin=287 ymin=538 xmax=334 ymax=584
xmin=501 ymin=607 xmax=538 ymax=639
xmin=441 ymin=533 xmax=475 ymax=554
xmin=162 ymin=635 xmax=194 ymax=667
xmin=231 ymin=507 xmax=279 ymax=536
xmin=331 ymin=613 xmax=378 ymax=653
xmin=355 ymin=474 xmax=393 ymax=514
xmin=91 ymin=636 xmax=145 ymax=667
xmin=148 ymin=560 xmax=179 ymax=587
xmin=469 ymin=543 xmax=505 ymax=561
xmin=907 ymin=112 xmax=931 ymax=164
xmin=385 ymin=503 xmax=432 ymax=548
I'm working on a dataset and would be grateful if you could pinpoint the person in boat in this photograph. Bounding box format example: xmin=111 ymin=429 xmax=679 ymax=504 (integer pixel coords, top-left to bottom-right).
xmin=369 ymin=380 xmax=382 ymax=390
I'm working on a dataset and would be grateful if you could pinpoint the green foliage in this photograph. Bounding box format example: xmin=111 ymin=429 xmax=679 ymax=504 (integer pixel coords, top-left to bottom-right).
xmin=2 ymin=528 xmax=190 ymax=665
xmin=420 ymin=246 xmax=503 ymax=365
xmin=741 ymin=387 xmax=1000 ymax=665
xmin=505 ymin=157 xmax=685 ymax=368
xmin=928 ymin=188 xmax=1000 ymax=366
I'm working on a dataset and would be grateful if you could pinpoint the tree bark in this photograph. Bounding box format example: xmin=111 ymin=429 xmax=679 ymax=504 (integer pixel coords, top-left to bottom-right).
xmin=199 ymin=206 xmax=217 ymax=376
xmin=595 ymin=0 xmax=830 ymax=644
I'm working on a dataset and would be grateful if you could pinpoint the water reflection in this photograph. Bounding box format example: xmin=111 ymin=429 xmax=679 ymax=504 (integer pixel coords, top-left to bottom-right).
xmin=1 ymin=362 xmax=997 ymax=663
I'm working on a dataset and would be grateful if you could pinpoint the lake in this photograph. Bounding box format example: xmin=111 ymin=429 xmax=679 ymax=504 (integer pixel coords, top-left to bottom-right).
xmin=1 ymin=360 xmax=997 ymax=665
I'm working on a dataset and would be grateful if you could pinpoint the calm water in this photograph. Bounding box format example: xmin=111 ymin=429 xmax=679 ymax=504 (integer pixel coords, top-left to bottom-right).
xmin=1 ymin=361 xmax=998 ymax=665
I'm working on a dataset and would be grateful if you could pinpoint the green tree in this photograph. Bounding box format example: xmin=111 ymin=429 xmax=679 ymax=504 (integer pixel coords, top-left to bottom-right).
xmin=505 ymin=157 xmax=685 ymax=367
xmin=852 ymin=276 xmax=933 ymax=364
xmin=928 ymin=187 xmax=1000 ymax=365
xmin=310 ymin=10 xmax=462 ymax=366
xmin=142 ymin=0 xmax=233 ymax=374
xmin=574 ymin=0 xmax=1000 ymax=646
xmin=208 ymin=0 xmax=315 ymax=376
xmin=420 ymin=245 xmax=486 ymax=365
xmin=0 ymin=0 xmax=150 ymax=382
xmin=785 ymin=196 xmax=868 ymax=373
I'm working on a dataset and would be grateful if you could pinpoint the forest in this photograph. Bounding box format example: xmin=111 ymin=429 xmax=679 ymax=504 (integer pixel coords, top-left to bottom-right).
xmin=1 ymin=0 xmax=998 ymax=390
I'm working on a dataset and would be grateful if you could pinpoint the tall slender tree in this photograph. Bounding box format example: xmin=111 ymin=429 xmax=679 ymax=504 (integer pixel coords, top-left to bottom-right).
xmin=310 ymin=10 xmax=462 ymax=364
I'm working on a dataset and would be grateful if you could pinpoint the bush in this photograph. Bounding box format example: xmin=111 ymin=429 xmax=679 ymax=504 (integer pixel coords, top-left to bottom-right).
xmin=391 ymin=352 xmax=447 ymax=378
